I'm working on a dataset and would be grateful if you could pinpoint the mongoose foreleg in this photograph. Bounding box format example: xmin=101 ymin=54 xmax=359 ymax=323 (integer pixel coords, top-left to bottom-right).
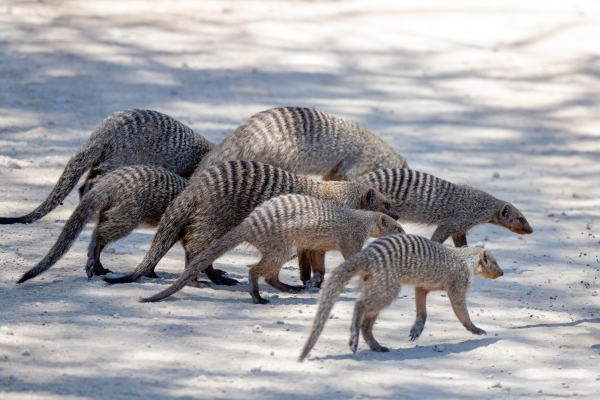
xmin=409 ymin=287 xmax=430 ymax=341
xmin=448 ymin=286 xmax=486 ymax=335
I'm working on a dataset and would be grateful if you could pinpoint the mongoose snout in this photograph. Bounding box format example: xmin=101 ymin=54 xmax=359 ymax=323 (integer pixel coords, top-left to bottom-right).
xmin=499 ymin=204 xmax=533 ymax=235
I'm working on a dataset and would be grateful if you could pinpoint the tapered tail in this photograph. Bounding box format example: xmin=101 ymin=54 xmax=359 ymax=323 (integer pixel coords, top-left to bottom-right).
xmin=17 ymin=188 xmax=111 ymax=283
xmin=140 ymin=227 xmax=247 ymax=302
xmin=103 ymin=190 xmax=197 ymax=284
xmin=1 ymin=144 xmax=100 ymax=224
xmin=298 ymin=253 xmax=366 ymax=362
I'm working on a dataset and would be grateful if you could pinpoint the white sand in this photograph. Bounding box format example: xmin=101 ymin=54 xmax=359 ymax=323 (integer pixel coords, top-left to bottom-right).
xmin=0 ymin=0 xmax=599 ymax=398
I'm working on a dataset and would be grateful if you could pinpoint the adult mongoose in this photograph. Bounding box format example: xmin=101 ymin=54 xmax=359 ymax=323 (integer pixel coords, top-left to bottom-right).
xmin=0 ymin=109 xmax=214 ymax=225
xmin=140 ymin=194 xmax=405 ymax=304
xmin=196 ymin=107 xmax=408 ymax=181
xmin=17 ymin=166 xmax=189 ymax=283
xmin=298 ymin=168 xmax=532 ymax=286
xmin=298 ymin=234 xmax=503 ymax=361
xmin=103 ymin=160 xmax=400 ymax=286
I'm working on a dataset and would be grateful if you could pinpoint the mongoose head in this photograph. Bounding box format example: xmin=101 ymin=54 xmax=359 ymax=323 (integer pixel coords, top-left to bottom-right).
xmin=495 ymin=203 xmax=533 ymax=235
xmin=373 ymin=214 xmax=405 ymax=238
xmin=474 ymin=249 xmax=503 ymax=279
xmin=360 ymin=188 xmax=400 ymax=220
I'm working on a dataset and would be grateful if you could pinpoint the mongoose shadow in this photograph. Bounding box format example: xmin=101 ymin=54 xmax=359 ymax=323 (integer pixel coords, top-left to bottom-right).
xmin=513 ymin=317 xmax=600 ymax=329
xmin=139 ymin=194 xmax=404 ymax=304
xmin=311 ymin=337 xmax=501 ymax=362
xmin=0 ymin=110 xmax=214 ymax=225
xmin=103 ymin=161 xmax=400 ymax=288
xmin=299 ymin=168 xmax=533 ymax=286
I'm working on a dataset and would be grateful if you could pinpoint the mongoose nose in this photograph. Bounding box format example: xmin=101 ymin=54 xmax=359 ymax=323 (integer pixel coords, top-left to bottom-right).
xmin=497 ymin=269 xmax=504 ymax=277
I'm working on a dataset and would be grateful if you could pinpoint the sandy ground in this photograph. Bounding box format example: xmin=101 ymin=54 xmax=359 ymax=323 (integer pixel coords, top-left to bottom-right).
xmin=0 ymin=0 xmax=599 ymax=398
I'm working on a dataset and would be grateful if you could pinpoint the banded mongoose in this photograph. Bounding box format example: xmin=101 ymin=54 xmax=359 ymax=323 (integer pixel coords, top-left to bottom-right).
xmin=299 ymin=168 xmax=532 ymax=285
xmin=196 ymin=107 xmax=408 ymax=181
xmin=140 ymin=194 xmax=405 ymax=304
xmin=103 ymin=160 xmax=400 ymax=286
xmin=0 ymin=109 xmax=214 ymax=225
xmin=17 ymin=166 xmax=189 ymax=283
xmin=298 ymin=234 xmax=503 ymax=361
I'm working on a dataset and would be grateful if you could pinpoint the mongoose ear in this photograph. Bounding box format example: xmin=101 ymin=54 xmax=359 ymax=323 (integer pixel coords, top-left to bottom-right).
xmin=362 ymin=188 xmax=376 ymax=209
xmin=480 ymin=250 xmax=489 ymax=265
xmin=501 ymin=204 xmax=511 ymax=218
xmin=379 ymin=215 xmax=388 ymax=228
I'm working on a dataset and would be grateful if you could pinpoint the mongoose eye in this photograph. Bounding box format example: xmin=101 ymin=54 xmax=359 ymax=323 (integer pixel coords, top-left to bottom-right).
xmin=518 ymin=216 xmax=525 ymax=223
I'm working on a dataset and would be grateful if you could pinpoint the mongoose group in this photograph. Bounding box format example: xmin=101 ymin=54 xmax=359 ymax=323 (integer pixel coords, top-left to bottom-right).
xmin=0 ymin=106 xmax=532 ymax=359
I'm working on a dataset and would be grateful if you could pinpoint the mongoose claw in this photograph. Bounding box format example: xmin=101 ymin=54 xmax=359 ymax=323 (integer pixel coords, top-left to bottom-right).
xmin=211 ymin=268 xmax=229 ymax=277
xmin=209 ymin=275 xmax=239 ymax=286
xmin=371 ymin=345 xmax=390 ymax=353
xmin=471 ymin=327 xmax=487 ymax=336
xmin=409 ymin=324 xmax=424 ymax=342
xmin=349 ymin=332 xmax=359 ymax=353
xmin=85 ymin=259 xmax=95 ymax=279
xmin=253 ymin=298 xmax=270 ymax=305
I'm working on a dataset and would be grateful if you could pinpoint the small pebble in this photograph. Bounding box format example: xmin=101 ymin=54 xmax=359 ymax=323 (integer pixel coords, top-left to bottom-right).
xmin=241 ymin=309 xmax=250 ymax=315
xmin=253 ymin=325 xmax=263 ymax=333
xmin=276 ymin=321 xmax=284 ymax=325
xmin=493 ymin=172 xmax=500 ymax=178
xmin=435 ymin=345 xmax=445 ymax=352
xmin=146 ymin=343 xmax=151 ymax=348
xmin=538 ymin=390 xmax=543 ymax=393
xmin=590 ymin=355 xmax=596 ymax=359
xmin=491 ymin=381 xmax=502 ymax=388
xmin=113 ymin=314 xmax=119 ymax=319
xmin=270 ymin=352 xmax=274 ymax=356
xmin=198 ymin=375 xmax=208 ymax=381
xmin=20 ymin=349 xmax=30 ymax=356
xmin=251 ymin=367 xmax=261 ymax=373
xmin=487 ymin=375 xmax=494 ymax=379
xmin=328 ymin=313 xmax=338 ymax=319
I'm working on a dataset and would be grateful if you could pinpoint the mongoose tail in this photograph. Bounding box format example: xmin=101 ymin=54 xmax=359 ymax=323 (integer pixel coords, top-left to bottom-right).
xmin=102 ymin=189 xmax=197 ymax=285
xmin=298 ymin=252 xmax=367 ymax=362
xmin=17 ymin=188 xmax=111 ymax=283
xmin=1 ymin=145 xmax=99 ymax=225
xmin=139 ymin=228 xmax=246 ymax=303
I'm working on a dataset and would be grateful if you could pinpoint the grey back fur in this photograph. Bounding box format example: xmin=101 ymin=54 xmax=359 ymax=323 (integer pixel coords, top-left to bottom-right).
xmin=196 ymin=107 xmax=407 ymax=181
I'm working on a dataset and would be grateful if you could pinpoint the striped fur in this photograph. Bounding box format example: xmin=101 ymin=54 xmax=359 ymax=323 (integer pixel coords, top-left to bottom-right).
xmin=17 ymin=166 xmax=189 ymax=283
xmin=140 ymin=194 xmax=404 ymax=304
xmin=356 ymin=168 xmax=533 ymax=246
xmin=103 ymin=161 xmax=399 ymax=286
xmin=298 ymin=234 xmax=503 ymax=361
xmin=197 ymin=107 xmax=407 ymax=181
xmin=0 ymin=109 xmax=214 ymax=224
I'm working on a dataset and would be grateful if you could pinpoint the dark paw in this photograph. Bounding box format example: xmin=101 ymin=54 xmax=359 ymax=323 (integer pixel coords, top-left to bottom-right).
xmin=212 ymin=268 xmax=228 ymax=277
xmin=304 ymin=273 xmax=323 ymax=290
xmin=187 ymin=279 xmax=211 ymax=289
xmin=471 ymin=327 xmax=487 ymax=336
xmin=85 ymin=259 xmax=95 ymax=279
xmin=144 ymin=271 xmax=160 ymax=279
xmin=349 ymin=331 xmax=359 ymax=354
xmin=94 ymin=266 xmax=112 ymax=276
xmin=409 ymin=325 xmax=424 ymax=342
xmin=253 ymin=297 xmax=270 ymax=305
xmin=210 ymin=275 xmax=239 ymax=286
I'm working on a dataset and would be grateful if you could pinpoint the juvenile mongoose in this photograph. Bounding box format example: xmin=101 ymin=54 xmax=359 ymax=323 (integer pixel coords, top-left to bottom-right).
xmin=298 ymin=234 xmax=503 ymax=361
xmin=196 ymin=107 xmax=408 ymax=181
xmin=299 ymin=168 xmax=532 ymax=285
xmin=140 ymin=194 xmax=405 ymax=304
xmin=17 ymin=166 xmax=189 ymax=283
xmin=103 ymin=160 xmax=400 ymax=286
xmin=0 ymin=109 xmax=214 ymax=225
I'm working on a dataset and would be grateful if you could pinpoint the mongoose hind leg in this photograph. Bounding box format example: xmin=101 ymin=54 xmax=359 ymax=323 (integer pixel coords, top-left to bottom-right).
xmin=409 ymin=287 xmax=429 ymax=341
xmin=361 ymin=311 xmax=388 ymax=352
xmin=451 ymin=232 xmax=468 ymax=248
xmin=447 ymin=286 xmax=486 ymax=336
